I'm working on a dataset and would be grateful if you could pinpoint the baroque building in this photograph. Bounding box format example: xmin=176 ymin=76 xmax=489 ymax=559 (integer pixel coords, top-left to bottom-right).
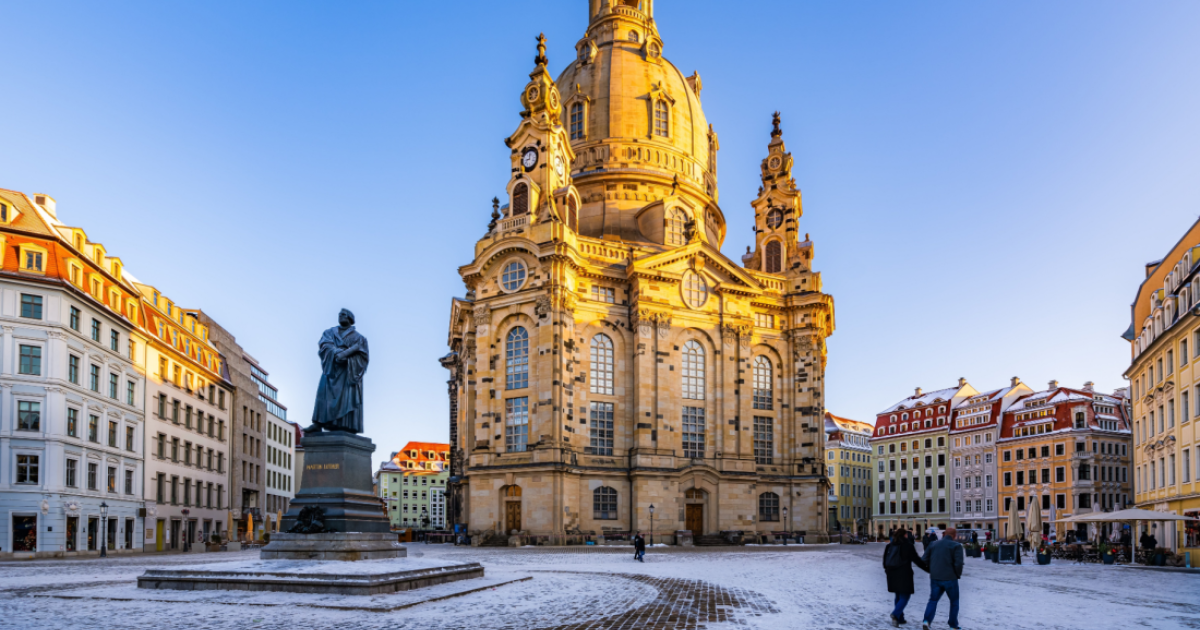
xmin=870 ymin=381 xmax=976 ymax=536
xmin=947 ymin=379 xmax=1031 ymax=535
xmin=0 ymin=190 xmax=148 ymax=557
xmin=134 ymin=285 xmax=232 ymax=552
xmin=376 ymin=442 xmax=449 ymax=530
xmin=997 ymin=382 xmax=1132 ymax=541
xmin=444 ymin=1 xmax=835 ymax=541
xmin=823 ymin=412 xmax=874 ymax=535
xmin=1125 ymin=226 xmax=1200 ymax=553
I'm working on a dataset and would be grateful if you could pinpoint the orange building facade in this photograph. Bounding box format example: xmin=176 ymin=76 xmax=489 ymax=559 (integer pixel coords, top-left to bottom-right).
xmin=996 ymin=382 xmax=1132 ymax=541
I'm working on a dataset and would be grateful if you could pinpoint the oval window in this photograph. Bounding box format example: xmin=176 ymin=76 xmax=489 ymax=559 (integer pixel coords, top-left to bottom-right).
xmin=501 ymin=261 xmax=527 ymax=292
xmin=682 ymin=271 xmax=708 ymax=309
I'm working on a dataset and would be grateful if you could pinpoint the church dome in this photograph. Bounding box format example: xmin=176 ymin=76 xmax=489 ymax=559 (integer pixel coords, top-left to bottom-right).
xmin=554 ymin=0 xmax=724 ymax=247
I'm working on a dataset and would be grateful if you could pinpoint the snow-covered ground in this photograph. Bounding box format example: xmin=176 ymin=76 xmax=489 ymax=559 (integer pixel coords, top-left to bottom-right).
xmin=0 ymin=543 xmax=1195 ymax=629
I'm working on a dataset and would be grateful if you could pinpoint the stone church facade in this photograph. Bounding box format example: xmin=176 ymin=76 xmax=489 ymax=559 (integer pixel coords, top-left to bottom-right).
xmin=443 ymin=0 xmax=835 ymax=541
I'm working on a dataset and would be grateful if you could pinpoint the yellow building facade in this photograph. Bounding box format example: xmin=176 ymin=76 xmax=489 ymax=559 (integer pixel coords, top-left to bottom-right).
xmin=444 ymin=2 xmax=835 ymax=542
xmin=1126 ymin=220 xmax=1200 ymax=553
xmin=824 ymin=413 xmax=874 ymax=534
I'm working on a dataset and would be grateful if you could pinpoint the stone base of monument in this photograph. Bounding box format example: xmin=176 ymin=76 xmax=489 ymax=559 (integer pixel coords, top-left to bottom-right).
xmin=260 ymin=532 xmax=405 ymax=561
xmin=137 ymin=557 xmax=485 ymax=596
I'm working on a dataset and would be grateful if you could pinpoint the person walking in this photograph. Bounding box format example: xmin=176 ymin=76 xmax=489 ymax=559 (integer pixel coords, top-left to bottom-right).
xmin=884 ymin=529 xmax=928 ymax=626
xmin=633 ymin=532 xmax=646 ymax=562
xmin=921 ymin=526 xmax=965 ymax=630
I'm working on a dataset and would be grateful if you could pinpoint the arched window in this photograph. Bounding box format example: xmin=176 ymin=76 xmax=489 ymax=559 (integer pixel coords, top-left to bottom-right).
xmin=512 ymin=182 xmax=529 ymax=216
xmin=765 ymin=240 xmax=782 ymax=273
xmin=569 ymin=102 xmax=585 ymax=141
xmin=593 ymin=486 xmax=618 ymax=520
xmin=628 ymin=30 xmax=640 ymax=43
xmin=505 ymin=327 xmax=529 ymax=390
xmin=504 ymin=485 xmax=522 ymax=497
xmin=567 ymin=195 xmax=579 ymax=232
xmin=590 ymin=334 xmax=614 ymax=395
xmin=653 ymin=100 xmax=669 ymax=137
xmin=667 ymin=209 xmax=687 ymax=245
xmin=682 ymin=340 xmax=705 ymax=400
xmin=758 ymin=492 xmax=780 ymax=522
xmin=752 ymin=356 xmax=772 ymax=410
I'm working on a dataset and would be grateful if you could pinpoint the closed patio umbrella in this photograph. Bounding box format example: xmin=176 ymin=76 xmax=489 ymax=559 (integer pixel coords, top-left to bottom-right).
xmin=1006 ymin=503 xmax=1021 ymax=541
xmin=1026 ymin=495 xmax=1043 ymax=549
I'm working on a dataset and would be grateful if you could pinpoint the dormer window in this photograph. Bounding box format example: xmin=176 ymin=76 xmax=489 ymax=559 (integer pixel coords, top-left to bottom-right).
xmin=628 ymin=30 xmax=640 ymax=43
xmin=0 ymin=202 xmax=8 ymax=222
xmin=653 ymin=100 xmax=669 ymax=137
xmin=19 ymin=244 xmax=47 ymax=274
xmin=569 ymin=102 xmax=585 ymax=140
xmin=666 ymin=208 xmax=687 ymax=246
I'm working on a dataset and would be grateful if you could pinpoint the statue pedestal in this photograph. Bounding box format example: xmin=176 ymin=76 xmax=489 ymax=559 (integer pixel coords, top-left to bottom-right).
xmin=261 ymin=532 xmax=405 ymax=561
xmin=280 ymin=432 xmax=391 ymax=535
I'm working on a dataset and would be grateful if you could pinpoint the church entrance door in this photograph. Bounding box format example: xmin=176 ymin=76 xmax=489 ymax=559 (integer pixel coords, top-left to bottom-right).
xmin=505 ymin=502 xmax=522 ymax=533
xmin=686 ymin=504 xmax=704 ymax=535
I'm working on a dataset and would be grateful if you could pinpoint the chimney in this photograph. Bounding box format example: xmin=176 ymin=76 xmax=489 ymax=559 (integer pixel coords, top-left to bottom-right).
xmin=1011 ymin=376 xmax=1022 ymax=387
xmin=1049 ymin=380 xmax=1059 ymax=390
xmin=1083 ymin=381 xmax=1095 ymax=391
xmin=914 ymin=387 xmax=923 ymax=397
xmin=32 ymin=194 xmax=56 ymax=219
xmin=958 ymin=377 xmax=967 ymax=387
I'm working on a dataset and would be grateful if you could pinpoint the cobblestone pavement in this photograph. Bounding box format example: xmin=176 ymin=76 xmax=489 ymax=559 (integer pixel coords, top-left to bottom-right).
xmin=0 ymin=543 xmax=1196 ymax=629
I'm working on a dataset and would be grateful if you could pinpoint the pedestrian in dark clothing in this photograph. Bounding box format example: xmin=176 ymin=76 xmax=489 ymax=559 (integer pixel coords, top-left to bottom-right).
xmin=970 ymin=532 xmax=978 ymax=546
xmin=633 ymin=533 xmax=646 ymax=562
xmin=921 ymin=526 xmax=965 ymax=630
xmin=884 ymin=530 xmax=928 ymax=626
xmin=1147 ymin=534 xmax=1158 ymax=550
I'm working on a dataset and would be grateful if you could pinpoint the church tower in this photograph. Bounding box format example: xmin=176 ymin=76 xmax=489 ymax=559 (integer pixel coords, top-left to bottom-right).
xmin=445 ymin=1 xmax=835 ymax=544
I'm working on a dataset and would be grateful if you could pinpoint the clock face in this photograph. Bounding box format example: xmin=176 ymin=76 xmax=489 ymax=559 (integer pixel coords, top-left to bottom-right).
xmin=768 ymin=156 xmax=782 ymax=171
xmin=554 ymin=156 xmax=565 ymax=177
xmin=766 ymin=209 xmax=783 ymax=229
xmin=522 ymin=148 xmax=538 ymax=169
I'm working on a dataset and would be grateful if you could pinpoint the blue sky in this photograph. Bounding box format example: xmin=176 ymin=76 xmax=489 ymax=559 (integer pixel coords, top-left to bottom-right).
xmin=2 ymin=1 xmax=1199 ymax=467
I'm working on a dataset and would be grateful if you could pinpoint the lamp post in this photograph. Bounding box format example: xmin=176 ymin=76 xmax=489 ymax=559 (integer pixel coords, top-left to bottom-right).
xmin=98 ymin=502 xmax=108 ymax=558
xmin=648 ymin=504 xmax=655 ymax=547
xmin=782 ymin=506 xmax=789 ymax=545
xmin=181 ymin=508 xmax=191 ymax=552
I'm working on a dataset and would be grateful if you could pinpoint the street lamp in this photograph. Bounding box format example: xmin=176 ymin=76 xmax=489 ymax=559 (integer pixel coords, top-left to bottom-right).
xmin=782 ymin=507 xmax=789 ymax=545
xmin=98 ymin=502 xmax=108 ymax=558
xmin=181 ymin=508 xmax=191 ymax=552
xmin=648 ymin=504 xmax=655 ymax=546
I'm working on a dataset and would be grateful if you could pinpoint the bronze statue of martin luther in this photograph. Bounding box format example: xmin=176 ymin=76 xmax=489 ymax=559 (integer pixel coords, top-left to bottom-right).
xmin=305 ymin=309 xmax=368 ymax=434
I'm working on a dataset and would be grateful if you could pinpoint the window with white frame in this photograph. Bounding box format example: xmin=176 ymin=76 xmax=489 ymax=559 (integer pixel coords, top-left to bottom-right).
xmin=588 ymin=402 xmax=614 ymax=456
xmin=505 ymin=397 xmax=529 ymax=453
xmin=505 ymin=327 xmax=530 ymax=389
xmin=753 ymin=416 xmax=773 ymax=464
xmin=682 ymin=406 xmax=705 ymax=458
xmin=501 ymin=261 xmax=527 ymax=292
xmin=682 ymin=340 xmax=705 ymax=399
xmin=590 ymin=334 xmax=614 ymax=395
xmin=752 ymin=356 xmax=773 ymax=409
xmin=667 ymin=209 xmax=687 ymax=246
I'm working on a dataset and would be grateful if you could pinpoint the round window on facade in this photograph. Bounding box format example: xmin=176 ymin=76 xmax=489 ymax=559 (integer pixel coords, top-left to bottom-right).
xmin=682 ymin=271 xmax=708 ymax=309
xmin=501 ymin=260 xmax=527 ymax=292
xmin=766 ymin=209 xmax=783 ymax=229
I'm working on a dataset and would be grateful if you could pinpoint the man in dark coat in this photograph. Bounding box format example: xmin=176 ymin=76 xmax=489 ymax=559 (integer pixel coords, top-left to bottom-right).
xmin=884 ymin=529 xmax=928 ymax=626
xmin=633 ymin=533 xmax=646 ymax=562
xmin=306 ymin=309 xmax=369 ymax=434
xmin=921 ymin=527 xmax=965 ymax=630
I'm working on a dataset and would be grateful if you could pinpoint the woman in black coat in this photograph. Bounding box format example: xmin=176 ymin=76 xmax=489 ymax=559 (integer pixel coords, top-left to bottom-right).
xmin=883 ymin=530 xmax=928 ymax=626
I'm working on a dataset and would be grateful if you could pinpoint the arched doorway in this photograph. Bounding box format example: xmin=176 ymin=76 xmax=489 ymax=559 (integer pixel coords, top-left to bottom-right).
xmin=502 ymin=485 xmax=522 ymax=533
xmin=685 ymin=488 xmax=706 ymax=534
